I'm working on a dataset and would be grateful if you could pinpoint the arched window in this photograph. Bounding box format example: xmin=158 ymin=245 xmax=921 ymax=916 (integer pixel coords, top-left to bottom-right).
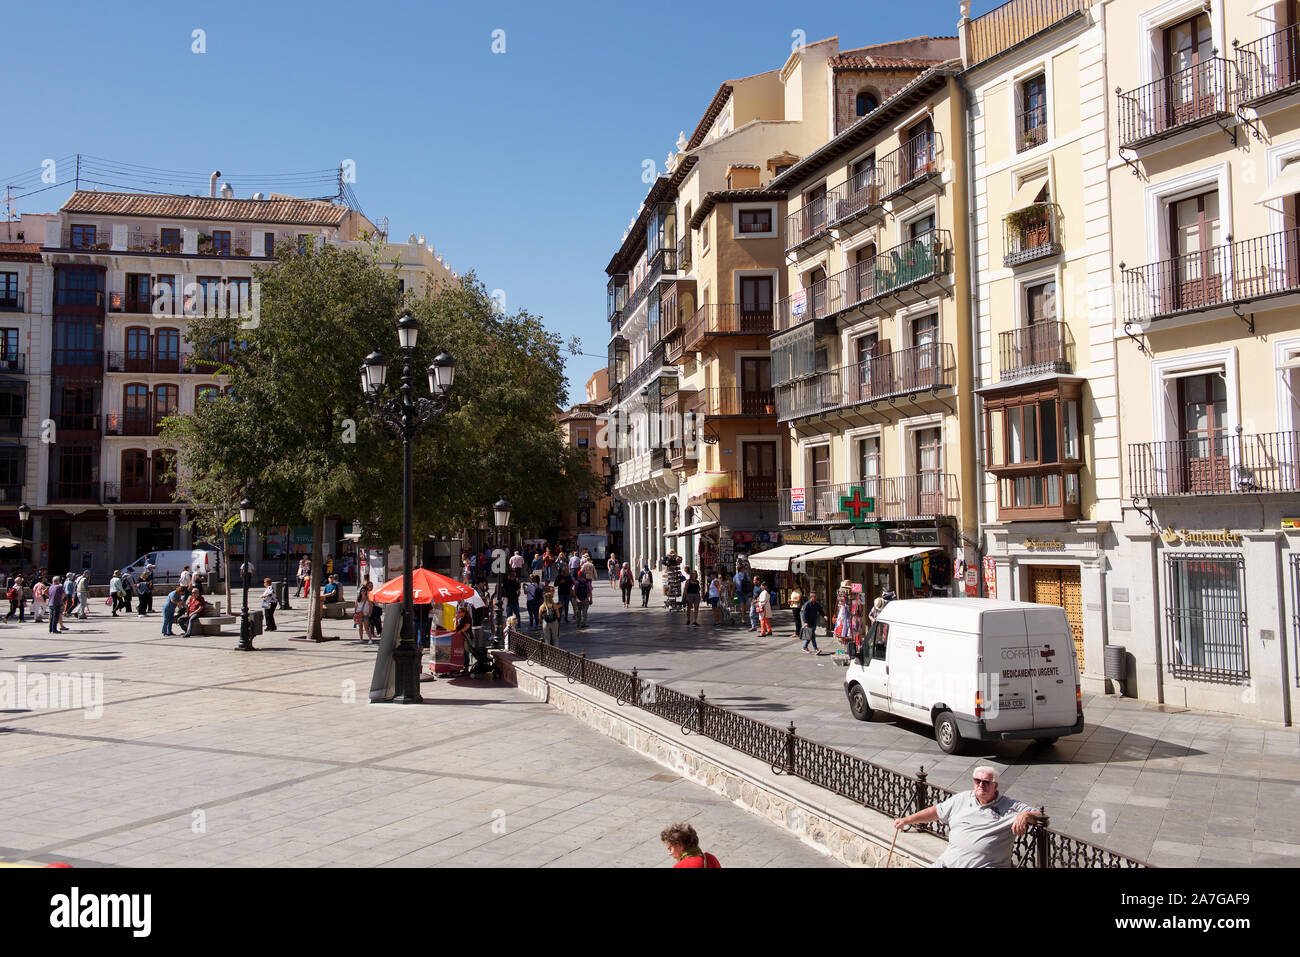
xmin=855 ymin=90 xmax=879 ymax=117
xmin=154 ymin=384 xmax=179 ymax=432
xmin=122 ymin=448 xmax=148 ymax=502
xmin=155 ymin=328 xmax=181 ymax=372
xmin=123 ymin=383 xmax=150 ymax=435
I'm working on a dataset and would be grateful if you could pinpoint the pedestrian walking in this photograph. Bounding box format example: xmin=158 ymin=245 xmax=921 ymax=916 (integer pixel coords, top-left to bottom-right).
xmin=636 ymin=563 xmax=653 ymax=607
xmin=109 ymin=570 xmax=126 ymax=616
xmin=75 ymin=572 xmax=90 ymax=619
xmin=788 ymin=585 xmax=803 ymax=638
xmin=755 ymin=580 xmax=773 ymax=636
xmin=31 ymin=577 xmax=48 ymax=623
xmin=5 ymin=575 xmax=25 ymax=621
xmin=683 ymin=571 xmax=702 ymax=625
xmin=800 ymin=591 xmax=823 ymax=654
xmin=555 ymin=567 xmax=573 ymax=623
xmin=120 ymin=570 xmax=136 ymax=615
xmin=572 ymin=570 xmax=592 ymax=628
xmin=136 ymin=566 xmax=154 ymax=616
xmin=179 ymin=565 xmax=192 ymax=591
xmin=354 ymin=582 xmax=373 ymax=642
xmin=607 ymin=553 xmax=618 ymax=590
xmin=48 ymin=577 xmax=67 ymax=634
xmin=540 ymin=588 xmax=561 ymax=646
xmin=894 ymin=766 xmax=1045 ymax=868
xmin=525 ymin=574 xmax=542 ymax=630
xmin=708 ymin=574 xmax=723 ymax=626
xmin=580 ymin=553 xmax=597 ymax=584
xmin=660 ymin=823 xmax=721 ymax=869
xmin=502 ymin=570 xmax=521 ymax=627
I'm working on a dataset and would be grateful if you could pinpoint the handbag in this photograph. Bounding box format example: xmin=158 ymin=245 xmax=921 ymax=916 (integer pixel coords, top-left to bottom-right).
xmin=352 ymin=611 xmax=363 ymax=624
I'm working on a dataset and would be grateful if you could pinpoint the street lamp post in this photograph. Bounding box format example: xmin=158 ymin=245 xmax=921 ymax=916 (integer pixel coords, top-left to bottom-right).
xmin=237 ymin=498 xmax=256 ymax=652
xmin=362 ymin=309 xmax=455 ymax=704
xmin=18 ymin=504 xmax=30 ymax=579
xmin=281 ymin=525 xmax=292 ymax=611
xmin=493 ymin=496 xmax=511 ymax=646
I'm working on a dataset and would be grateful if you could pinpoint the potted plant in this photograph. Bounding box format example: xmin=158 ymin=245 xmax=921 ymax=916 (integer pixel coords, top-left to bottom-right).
xmin=1007 ymin=205 xmax=1050 ymax=248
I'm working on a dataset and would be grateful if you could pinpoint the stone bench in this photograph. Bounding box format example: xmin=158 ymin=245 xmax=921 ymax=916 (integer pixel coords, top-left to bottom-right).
xmin=322 ymin=601 xmax=356 ymax=619
xmin=191 ymin=611 xmax=262 ymax=636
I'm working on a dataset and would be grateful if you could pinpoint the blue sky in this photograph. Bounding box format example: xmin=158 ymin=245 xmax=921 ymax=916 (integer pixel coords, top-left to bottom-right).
xmin=3 ymin=0 xmax=964 ymax=402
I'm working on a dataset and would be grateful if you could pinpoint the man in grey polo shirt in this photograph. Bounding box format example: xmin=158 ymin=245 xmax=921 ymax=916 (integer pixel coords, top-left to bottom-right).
xmin=893 ymin=766 xmax=1045 ymax=867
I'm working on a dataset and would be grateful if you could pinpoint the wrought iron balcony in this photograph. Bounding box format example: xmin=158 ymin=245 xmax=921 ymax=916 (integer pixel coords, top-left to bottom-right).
xmin=878 ymin=132 xmax=943 ymax=200
xmin=785 ymin=186 xmax=844 ymax=253
xmin=695 ymin=388 xmax=775 ymax=417
xmin=1004 ymin=204 xmax=1062 ymax=267
xmin=677 ymin=235 xmax=692 ymax=273
xmin=775 ymin=279 xmax=830 ymax=332
xmin=1116 ymin=57 xmax=1234 ymax=151
xmin=53 ymin=412 xmax=101 ymax=432
xmin=1236 ymin=24 xmax=1300 ymax=107
xmin=828 ymin=167 xmax=883 ymax=228
xmin=0 ymin=291 xmax=24 ymax=313
xmin=822 ymin=230 xmax=953 ymax=318
xmin=1119 ymin=227 xmax=1300 ymax=325
xmin=106 ymin=351 xmax=196 ymax=374
xmin=998 ymin=322 xmax=1073 ymax=379
xmin=1016 ymin=104 xmax=1048 ymax=153
xmin=0 ymin=353 xmax=25 ymax=374
xmin=779 ymin=474 xmax=959 ymax=524
xmin=694 ymin=470 xmax=780 ymax=502
xmin=105 ymin=410 xmax=167 ymax=437
xmin=47 ymin=480 xmax=102 ymax=504
xmin=104 ymin=480 xmax=178 ymax=505
xmin=776 ymin=342 xmax=956 ymax=422
xmin=622 ymin=342 xmax=668 ymax=397
xmin=1128 ymin=430 xmax=1300 ymax=498
xmin=684 ymin=303 xmax=774 ymax=351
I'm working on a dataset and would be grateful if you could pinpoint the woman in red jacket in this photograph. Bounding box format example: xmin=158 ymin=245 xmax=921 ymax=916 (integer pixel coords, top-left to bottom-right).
xmin=661 ymin=823 xmax=720 ymax=868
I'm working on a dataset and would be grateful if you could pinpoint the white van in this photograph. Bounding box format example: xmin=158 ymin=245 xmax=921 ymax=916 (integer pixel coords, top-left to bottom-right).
xmin=121 ymin=547 xmax=223 ymax=583
xmin=844 ymin=598 xmax=1083 ymax=754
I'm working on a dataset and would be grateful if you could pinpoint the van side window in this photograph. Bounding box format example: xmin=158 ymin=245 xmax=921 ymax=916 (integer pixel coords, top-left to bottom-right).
xmin=870 ymin=621 xmax=889 ymax=660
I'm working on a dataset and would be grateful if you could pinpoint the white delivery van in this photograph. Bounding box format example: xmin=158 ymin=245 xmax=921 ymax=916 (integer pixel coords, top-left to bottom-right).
xmin=844 ymin=598 xmax=1083 ymax=754
xmin=121 ymin=546 xmax=223 ymax=583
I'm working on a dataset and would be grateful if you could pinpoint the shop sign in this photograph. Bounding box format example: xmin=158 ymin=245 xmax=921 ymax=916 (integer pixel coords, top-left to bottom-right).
xmin=830 ymin=527 xmax=882 ymax=547
xmin=1161 ymin=527 xmax=1242 ymax=546
xmin=791 ymin=487 xmax=805 ymax=513
xmin=782 ymin=529 xmax=830 ymax=545
xmin=1023 ymin=538 xmax=1065 ymax=551
xmin=1283 ymin=518 xmax=1300 ymax=530
xmin=964 ymin=567 xmax=978 ymax=597
xmin=982 ymin=556 xmax=997 ymax=599
xmin=838 ymin=486 xmax=875 ymax=526
xmin=881 ymin=527 xmax=942 ymax=547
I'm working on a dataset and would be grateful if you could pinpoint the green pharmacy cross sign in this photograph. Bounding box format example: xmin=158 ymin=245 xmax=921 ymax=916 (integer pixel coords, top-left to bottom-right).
xmin=839 ymin=486 xmax=876 ymax=526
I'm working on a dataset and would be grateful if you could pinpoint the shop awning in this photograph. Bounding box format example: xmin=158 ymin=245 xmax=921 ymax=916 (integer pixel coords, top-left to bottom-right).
xmin=747 ymin=543 xmax=830 ymax=571
xmin=0 ymin=535 xmax=19 ymax=548
xmin=664 ymin=520 xmax=719 ymax=538
xmin=1256 ymin=161 xmax=1300 ymax=205
xmin=800 ymin=545 xmax=876 ymax=561
xmin=845 ymin=546 xmax=939 ymax=564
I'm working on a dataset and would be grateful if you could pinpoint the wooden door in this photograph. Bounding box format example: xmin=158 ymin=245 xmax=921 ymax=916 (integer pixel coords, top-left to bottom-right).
xmin=1178 ymin=373 xmax=1229 ymax=492
xmin=1164 ymin=13 xmax=1214 ymax=127
xmin=910 ymin=314 xmax=939 ymax=390
xmin=1168 ymin=191 xmax=1222 ymax=312
xmin=1028 ymin=566 xmax=1084 ymax=669
xmin=743 ymin=442 xmax=776 ymax=499
xmin=739 ymin=276 xmax=773 ymax=331
xmin=913 ymin=427 xmax=943 ymax=515
xmin=740 ymin=357 xmax=771 ymax=414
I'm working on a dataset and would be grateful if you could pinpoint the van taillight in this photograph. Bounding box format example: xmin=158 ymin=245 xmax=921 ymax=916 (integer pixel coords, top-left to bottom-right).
xmin=1076 ymin=684 xmax=1082 ymax=714
xmin=975 ymin=691 xmax=984 ymax=718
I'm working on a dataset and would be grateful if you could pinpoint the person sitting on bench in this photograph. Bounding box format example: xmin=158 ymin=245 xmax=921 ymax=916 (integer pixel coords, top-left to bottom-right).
xmin=323 ymin=576 xmax=342 ymax=603
xmin=182 ymin=587 xmax=208 ymax=638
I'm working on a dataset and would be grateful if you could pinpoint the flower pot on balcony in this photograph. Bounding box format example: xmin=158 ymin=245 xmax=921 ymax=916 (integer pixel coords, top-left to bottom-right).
xmin=764 ymin=403 xmax=775 ymax=415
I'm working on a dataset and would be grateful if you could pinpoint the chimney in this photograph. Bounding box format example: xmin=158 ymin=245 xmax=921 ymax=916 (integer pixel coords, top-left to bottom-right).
xmin=417 ymin=234 xmax=425 ymax=245
xmin=209 ymin=171 xmax=221 ymax=198
xmin=220 ymin=182 xmax=234 ymax=200
xmin=252 ymin=192 xmax=265 ymax=201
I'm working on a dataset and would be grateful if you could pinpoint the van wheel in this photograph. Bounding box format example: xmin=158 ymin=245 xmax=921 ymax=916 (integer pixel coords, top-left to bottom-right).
xmin=1034 ymin=737 xmax=1058 ymax=747
xmin=848 ymin=684 xmax=872 ymax=721
xmin=934 ymin=711 xmax=962 ymax=755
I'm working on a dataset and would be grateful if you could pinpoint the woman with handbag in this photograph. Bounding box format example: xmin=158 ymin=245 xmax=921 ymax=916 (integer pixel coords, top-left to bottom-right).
xmin=260 ymin=578 xmax=279 ymax=632
xmin=354 ymin=582 xmax=374 ymax=643
xmin=539 ymin=588 xmax=561 ymax=646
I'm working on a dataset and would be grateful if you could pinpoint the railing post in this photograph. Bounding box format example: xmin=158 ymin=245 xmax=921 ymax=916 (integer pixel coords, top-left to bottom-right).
xmin=630 ymin=666 xmax=640 ymax=707
xmin=579 ymin=650 xmax=586 ymax=684
xmin=784 ymin=721 xmax=797 ymax=776
xmin=915 ymin=764 xmax=930 ymax=818
xmin=696 ymin=690 xmax=707 ymax=736
xmin=1035 ymin=806 xmax=1050 ymax=869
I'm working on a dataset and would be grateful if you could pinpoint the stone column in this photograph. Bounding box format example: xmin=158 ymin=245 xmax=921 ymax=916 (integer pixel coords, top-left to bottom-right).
xmin=179 ymin=509 xmax=191 ymax=549
xmin=105 ymin=510 xmax=117 ymax=575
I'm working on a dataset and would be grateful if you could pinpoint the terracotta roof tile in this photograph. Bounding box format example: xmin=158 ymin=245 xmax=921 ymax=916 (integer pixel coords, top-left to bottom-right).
xmin=0 ymin=242 xmax=42 ymax=262
xmin=59 ymin=190 xmax=349 ymax=227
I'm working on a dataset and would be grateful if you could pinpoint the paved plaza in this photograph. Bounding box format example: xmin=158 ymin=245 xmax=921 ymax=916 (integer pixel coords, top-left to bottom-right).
xmin=0 ymin=595 xmax=834 ymax=868
xmin=540 ymin=582 xmax=1300 ymax=868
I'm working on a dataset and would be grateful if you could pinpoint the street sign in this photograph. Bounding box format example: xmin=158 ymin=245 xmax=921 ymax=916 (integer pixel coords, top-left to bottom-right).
xmin=791 ymin=487 xmax=805 ymax=513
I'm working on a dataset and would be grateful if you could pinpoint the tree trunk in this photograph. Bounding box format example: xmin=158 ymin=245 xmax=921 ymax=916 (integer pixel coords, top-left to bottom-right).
xmin=304 ymin=513 xmax=326 ymax=641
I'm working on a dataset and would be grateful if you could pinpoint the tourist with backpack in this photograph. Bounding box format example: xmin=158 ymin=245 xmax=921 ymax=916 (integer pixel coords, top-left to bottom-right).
xmin=572 ymin=570 xmax=592 ymax=628
xmin=4 ymin=575 xmax=25 ymax=622
xmin=619 ymin=563 xmax=635 ymax=607
xmin=539 ymin=587 xmax=561 ymax=646
xmin=637 ymin=563 xmax=653 ymax=607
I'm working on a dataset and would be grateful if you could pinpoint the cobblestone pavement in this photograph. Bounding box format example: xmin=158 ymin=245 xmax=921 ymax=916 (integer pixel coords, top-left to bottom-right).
xmin=0 ymin=599 xmax=835 ymax=868
xmin=537 ymin=583 xmax=1300 ymax=867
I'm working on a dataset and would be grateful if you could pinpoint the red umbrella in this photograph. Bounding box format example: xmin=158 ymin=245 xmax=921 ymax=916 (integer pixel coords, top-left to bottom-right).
xmin=371 ymin=567 xmax=476 ymax=605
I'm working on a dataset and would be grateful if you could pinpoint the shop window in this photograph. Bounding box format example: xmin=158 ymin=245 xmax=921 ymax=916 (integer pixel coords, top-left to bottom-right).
xmin=983 ymin=381 xmax=1083 ymax=521
xmin=1164 ymin=553 xmax=1248 ymax=682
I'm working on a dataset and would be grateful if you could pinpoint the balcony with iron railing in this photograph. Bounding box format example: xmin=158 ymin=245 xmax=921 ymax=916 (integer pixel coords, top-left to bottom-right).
xmin=684 ymin=303 xmax=774 ymax=352
xmin=878 ymin=132 xmax=943 ymax=201
xmin=1129 ymin=429 xmax=1300 ymax=498
xmin=1236 ymin=24 xmax=1300 ymax=108
xmin=105 ymin=409 xmax=170 ymax=437
xmin=608 ymin=274 xmax=629 ymax=334
xmin=1116 ymin=58 xmax=1234 ymax=151
xmin=828 ymin=167 xmax=883 ymax=230
xmin=0 ymin=291 xmax=25 ymax=313
xmin=0 ymin=483 xmax=23 ymax=505
xmin=779 ymin=474 xmax=959 ymax=524
xmin=677 ymin=235 xmax=692 ymax=273
xmin=1119 ymin=227 xmax=1300 ymax=326
xmin=47 ymin=480 xmax=101 ymax=504
xmin=1016 ymin=104 xmax=1048 ymax=153
xmin=53 ymin=289 xmax=105 ymax=309
xmin=52 ymin=412 xmax=101 ymax=433
xmin=776 ymin=341 xmax=956 ymax=422
xmin=1004 ymin=204 xmax=1062 ymax=267
xmin=692 ymin=470 xmax=783 ymax=503
xmin=965 ymin=0 xmax=1093 ymax=66
xmin=621 ymin=342 xmax=668 ymax=397
xmin=998 ymin=322 xmax=1073 ymax=379
xmin=105 ymin=351 xmax=197 ymax=374
xmin=785 ymin=186 xmax=844 ymax=254
xmin=775 ymin=279 xmax=830 ymax=332
xmin=695 ymin=387 xmax=775 ymax=417
xmin=103 ymin=480 xmax=178 ymax=505
xmin=821 ymin=230 xmax=954 ymax=320
xmin=0 ymin=414 xmax=24 ymax=435
xmin=0 ymin=354 xmax=26 ymax=374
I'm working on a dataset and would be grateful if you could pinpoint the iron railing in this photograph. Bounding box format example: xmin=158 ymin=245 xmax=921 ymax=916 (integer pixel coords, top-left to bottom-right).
xmin=829 ymin=167 xmax=883 ymax=225
xmin=878 ymin=132 xmax=943 ymax=199
xmin=677 ymin=235 xmax=692 ymax=273
xmin=0 ymin=415 xmax=23 ymax=435
xmin=102 ymin=480 xmax=177 ymax=505
xmin=1163 ymin=552 xmax=1249 ymax=683
xmin=0 ymin=291 xmax=25 ymax=313
xmin=46 ymin=480 xmax=101 ymax=503
xmin=780 ymin=474 xmax=959 ymax=524
xmin=622 ymin=343 xmax=668 ymax=397
xmin=53 ymin=289 xmax=105 ymax=308
xmin=1016 ymin=103 xmax=1048 ymax=152
xmin=105 ymin=351 xmax=196 ymax=374
xmin=693 ymin=470 xmax=779 ymax=501
xmin=0 ymin=483 xmax=23 ymax=505
xmin=1117 ymin=57 xmax=1234 ymax=150
xmin=824 ymin=231 xmax=954 ymax=317
xmin=1128 ymin=429 xmax=1300 ymax=498
xmin=1004 ymin=204 xmax=1062 ymax=266
xmin=785 ymin=186 xmax=844 ymax=253
xmin=775 ymin=341 xmax=956 ymax=421
xmin=684 ymin=303 xmax=774 ymax=350
xmin=622 ymin=255 xmax=673 ymax=327
xmin=52 ymin=412 xmax=100 ymax=432
xmin=966 ymin=0 xmax=1093 ymax=68
xmin=0 ymin=354 xmax=26 ymax=374
xmin=998 ymin=321 xmax=1073 ymax=378
xmin=775 ymin=278 xmax=830 ymax=332
xmin=105 ymin=410 xmax=166 ymax=437
xmin=695 ymin=387 xmax=775 ymax=417
xmin=507 ymin=629 xmax=1147 ymax=868
xmin=1237 ymin=23 xmax=1300 ymax=106
xmin=1121 ymin=227 xmax=1300 ymax=324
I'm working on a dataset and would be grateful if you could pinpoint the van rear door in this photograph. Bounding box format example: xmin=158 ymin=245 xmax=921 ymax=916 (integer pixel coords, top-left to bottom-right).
xmin=1024 ymin=606 xmax=1078 ymax=728
xmin=981 ymin=610 xmax=1035 ymax=733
